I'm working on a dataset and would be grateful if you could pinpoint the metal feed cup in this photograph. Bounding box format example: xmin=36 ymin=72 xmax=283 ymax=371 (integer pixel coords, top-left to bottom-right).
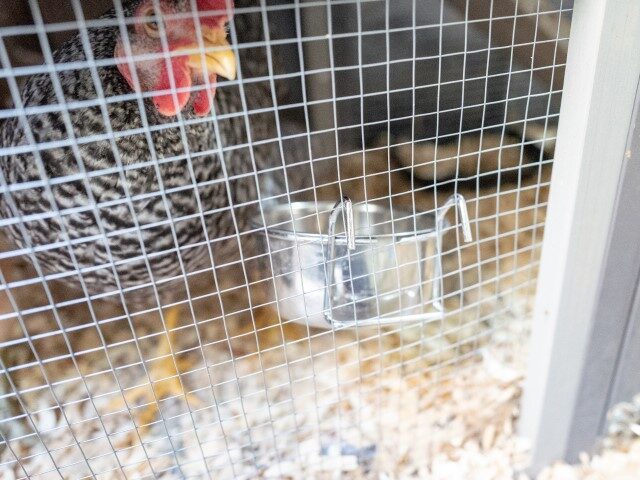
xmin=252 ymin=194 xmax=472 ymax=329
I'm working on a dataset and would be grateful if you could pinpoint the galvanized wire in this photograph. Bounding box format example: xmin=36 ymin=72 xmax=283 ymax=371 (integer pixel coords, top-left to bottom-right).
xmin=0 ymin=0 xmax=570 ymax=477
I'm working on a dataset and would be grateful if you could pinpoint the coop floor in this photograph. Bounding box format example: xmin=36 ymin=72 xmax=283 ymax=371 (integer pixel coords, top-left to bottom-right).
xmin=1 ymin=161 xmax=637 ymax=478
xmin=2 ymin=292 xmax=639 ymax=480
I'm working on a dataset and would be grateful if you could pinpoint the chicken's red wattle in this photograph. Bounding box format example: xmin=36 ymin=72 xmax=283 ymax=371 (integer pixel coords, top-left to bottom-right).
xmin=152 ymin=56 xmax=192 ymax=116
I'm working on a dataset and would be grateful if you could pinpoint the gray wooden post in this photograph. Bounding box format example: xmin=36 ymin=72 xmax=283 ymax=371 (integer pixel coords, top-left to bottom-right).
xmin=561 ymin=80 xmax=640 ymax=460
xmin=519 ymin=0 xmax=640 ymax=473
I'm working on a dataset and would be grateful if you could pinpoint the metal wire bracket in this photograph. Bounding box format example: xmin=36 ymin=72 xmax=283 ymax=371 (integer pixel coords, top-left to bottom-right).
xmin=323 ymin=194 xmax=473 ymax=328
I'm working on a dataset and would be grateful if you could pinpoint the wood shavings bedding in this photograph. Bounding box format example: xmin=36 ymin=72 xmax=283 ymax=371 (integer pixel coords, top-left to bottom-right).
xmin=2 ymin=295 xmax=638 ymax=479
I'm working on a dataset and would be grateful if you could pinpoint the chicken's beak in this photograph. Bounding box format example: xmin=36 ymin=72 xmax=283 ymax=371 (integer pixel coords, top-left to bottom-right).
xmin=186 ymin=26 xmax=236 ymax=80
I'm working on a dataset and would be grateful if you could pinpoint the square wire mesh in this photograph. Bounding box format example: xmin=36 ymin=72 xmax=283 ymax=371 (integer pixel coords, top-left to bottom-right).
xmin=0 ymin=0 xmax=570 ymax=477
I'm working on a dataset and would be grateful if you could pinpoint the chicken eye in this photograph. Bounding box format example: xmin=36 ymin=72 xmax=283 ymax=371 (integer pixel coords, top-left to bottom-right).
xmin=143 ymin=8 xmax=162 ymax=37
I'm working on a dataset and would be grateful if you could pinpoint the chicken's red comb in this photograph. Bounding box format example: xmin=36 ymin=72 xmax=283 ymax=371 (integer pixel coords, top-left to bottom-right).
xmin=197 ymin=0 xmax=234 ymax=25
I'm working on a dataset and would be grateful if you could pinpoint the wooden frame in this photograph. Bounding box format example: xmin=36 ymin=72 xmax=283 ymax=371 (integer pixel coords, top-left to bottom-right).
xmin=519 ymin=0 xmax=640 ymax=472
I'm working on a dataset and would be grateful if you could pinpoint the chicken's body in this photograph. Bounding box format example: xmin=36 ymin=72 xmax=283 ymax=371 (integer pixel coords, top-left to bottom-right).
xmin=1 ymin=1 xmax=276 ymax=295
xmin=0 ymin=0 xmax=287 ymax=434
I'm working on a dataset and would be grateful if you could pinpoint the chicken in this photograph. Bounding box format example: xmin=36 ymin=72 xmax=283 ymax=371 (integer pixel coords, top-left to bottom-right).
xmin=0 ymin=0 xmax=287 ymax=434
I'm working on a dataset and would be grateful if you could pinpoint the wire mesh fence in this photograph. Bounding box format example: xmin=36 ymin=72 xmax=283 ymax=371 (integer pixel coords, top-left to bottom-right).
xmin=0 ymin=0 xmax=570 ymax=477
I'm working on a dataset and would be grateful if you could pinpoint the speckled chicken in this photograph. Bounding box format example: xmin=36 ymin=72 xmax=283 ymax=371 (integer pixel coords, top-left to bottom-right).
xmin=0 ymin=0 xmax=286 ymax=429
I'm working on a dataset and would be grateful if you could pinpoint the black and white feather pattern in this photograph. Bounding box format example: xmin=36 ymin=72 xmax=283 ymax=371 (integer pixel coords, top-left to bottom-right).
xmin=0 ymin=0 xmax=289 ymax=298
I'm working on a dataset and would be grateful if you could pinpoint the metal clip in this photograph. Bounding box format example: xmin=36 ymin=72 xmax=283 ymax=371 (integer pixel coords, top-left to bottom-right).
xmin=436 ymin=193 xmax=473 ymax=243
xmin=327 ymin=196 xmax=356 ymax=252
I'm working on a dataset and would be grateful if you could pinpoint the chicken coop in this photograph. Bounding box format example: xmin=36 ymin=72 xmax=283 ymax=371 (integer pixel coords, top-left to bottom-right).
xmin=1 ymin=0 xmax=639 ymax=478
